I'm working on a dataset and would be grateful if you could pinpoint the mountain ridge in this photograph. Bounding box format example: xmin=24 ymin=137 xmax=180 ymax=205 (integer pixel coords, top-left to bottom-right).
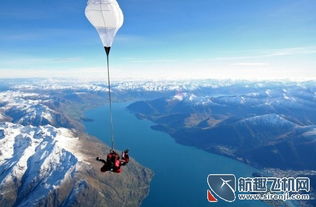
xmin=0 ymin=88 xmax=153 ymax=207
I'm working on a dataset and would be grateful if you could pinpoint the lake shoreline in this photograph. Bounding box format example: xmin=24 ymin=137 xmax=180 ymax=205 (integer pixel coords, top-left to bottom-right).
xmin=83 ymin=103 xmax=272 ymax=207
xmin=130 ymin=108 xmax=264 ymax=172
xmin=55 ymin=100 xmax=154 ymax=207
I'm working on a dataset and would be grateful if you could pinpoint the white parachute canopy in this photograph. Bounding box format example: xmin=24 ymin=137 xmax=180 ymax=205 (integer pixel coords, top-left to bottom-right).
xmin=85 ymin=0 xmax=124 ymax=48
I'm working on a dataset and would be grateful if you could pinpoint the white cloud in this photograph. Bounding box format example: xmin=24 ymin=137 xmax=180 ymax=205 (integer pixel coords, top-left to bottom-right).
xmin=0 ymin=56 xmax=82 ymax=67
xmin=1 ymin=46 xmax=316 ymax=81
xmin=123 ymin=57 xmax=177 ymax=63
xmin=231 ymin=62 xmax=269 ymax=67
xmin=1 ymin=63 xmax=316 ymax=82
xmin=268 ymin=47 xmax=316 ymax=56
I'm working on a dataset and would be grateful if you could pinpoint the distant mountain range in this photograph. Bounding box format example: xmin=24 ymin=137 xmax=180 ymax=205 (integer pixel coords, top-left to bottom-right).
xmin=128 ymin=82 xmax=316 ymax=170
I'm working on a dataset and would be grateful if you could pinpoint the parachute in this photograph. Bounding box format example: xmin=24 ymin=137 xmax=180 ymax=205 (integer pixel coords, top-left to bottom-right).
xmin=85 ymin=0 xmax=124 ymax=150
xmin=85 ymin=0 xmax=124 ymax=49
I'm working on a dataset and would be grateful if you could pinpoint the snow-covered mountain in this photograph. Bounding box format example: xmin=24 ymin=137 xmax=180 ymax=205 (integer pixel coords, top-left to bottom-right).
xmin=128 ymin=82 xmax=316 ymax=171
xmin=9 ymin=78 xmax=316 ymax=94
xmin=0 ymin=122 xmax=81 ymax=207
xmin=0 ymin=85 xmax=153 ymax=207
xmin=236 ymin=113 xmax=296 ymax=128
xmin=0 ymin=120 xmax=152 ymax=207
xmin=9 ymin=79 xmax=233 ymax=92
xmin=0 ymin=91 xmax=71 ymax=128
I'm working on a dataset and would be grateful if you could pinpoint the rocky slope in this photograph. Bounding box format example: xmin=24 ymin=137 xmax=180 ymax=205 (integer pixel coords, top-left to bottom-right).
xmin=0 ymin=90 xmax=152 ymax=207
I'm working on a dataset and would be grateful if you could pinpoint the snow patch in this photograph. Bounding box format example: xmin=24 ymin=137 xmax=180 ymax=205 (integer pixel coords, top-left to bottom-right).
xmin=0 ymin=122 xmax=85 ymax=203
xmin=303 ymin=128 xmax=316 ymax=136
xmin=237 ymin=114 xmax=296 ymax=128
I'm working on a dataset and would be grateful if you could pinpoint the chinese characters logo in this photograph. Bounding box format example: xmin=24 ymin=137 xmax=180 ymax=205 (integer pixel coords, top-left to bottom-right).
xmin=207 ymin=174 xmax=310 ymax=203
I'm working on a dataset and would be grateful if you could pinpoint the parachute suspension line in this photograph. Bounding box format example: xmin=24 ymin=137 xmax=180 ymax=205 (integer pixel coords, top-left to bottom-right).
xmin=99 ymin=1 xmax=115 ymax=151
xmin=86 ymin=0 xmax=123 ymax=152
xmin=105 ymin=47 xmax=115 ymax=150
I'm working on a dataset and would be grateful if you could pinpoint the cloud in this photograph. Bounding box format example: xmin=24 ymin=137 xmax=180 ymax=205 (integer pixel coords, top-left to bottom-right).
xmin=123 ymin=57 xmax=177 ymax=63
xmin=1 ymin=45 xmax=315 ymax=81
xmin=1 ymin=62 xmax=316 ymax=82
xmin=0 ymin=67 xmax=105 ymax=80
xmin=231 ymin=62 xmax=269 ymax=67
xmin=268 ymin=47 xmax=316 ymax=56
xmin=193 ymin=46 xmax=316 ymax=63
xmin=0 ymin=56 xmax=82 ymax=68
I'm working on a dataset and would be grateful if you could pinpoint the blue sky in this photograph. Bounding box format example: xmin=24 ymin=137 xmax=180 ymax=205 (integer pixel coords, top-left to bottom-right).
xmin=1 ymin=0 xmax=316 ymax=80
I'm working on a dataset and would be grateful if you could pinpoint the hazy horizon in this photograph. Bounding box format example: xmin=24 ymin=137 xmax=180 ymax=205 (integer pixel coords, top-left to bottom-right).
xmin=1 ymin=0 xmax=315 ymax=81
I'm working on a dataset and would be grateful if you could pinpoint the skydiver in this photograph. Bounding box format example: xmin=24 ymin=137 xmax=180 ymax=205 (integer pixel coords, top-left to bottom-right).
xmin=121 ymin=149 xmax=129 ymax=166
xmin=96 ymin=149 xmax=129 ymax=173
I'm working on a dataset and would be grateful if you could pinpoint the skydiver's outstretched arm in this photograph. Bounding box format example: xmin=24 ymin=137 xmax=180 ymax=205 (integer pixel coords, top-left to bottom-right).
xmin=96 ymin=157 xmax=106 ymax=164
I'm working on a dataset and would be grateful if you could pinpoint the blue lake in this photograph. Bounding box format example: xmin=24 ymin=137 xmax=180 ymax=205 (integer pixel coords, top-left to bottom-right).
xmin=84 ymin=103 xmax=270 ymax=207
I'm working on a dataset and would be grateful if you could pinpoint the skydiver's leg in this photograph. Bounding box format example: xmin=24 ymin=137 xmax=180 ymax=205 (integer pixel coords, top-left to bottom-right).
xmin=101 ymin=164 xmax=109 ymax=172
xmin=96 ymin=157 xmax=108 ymax=172
xmin=120 ymin=160 xmax=127 ymax=166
